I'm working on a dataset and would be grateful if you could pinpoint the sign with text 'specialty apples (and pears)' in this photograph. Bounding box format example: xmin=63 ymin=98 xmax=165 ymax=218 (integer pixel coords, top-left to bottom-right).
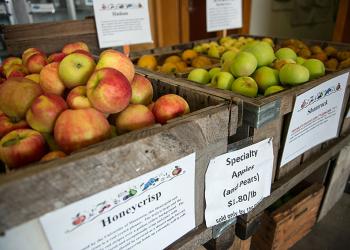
xmin=206 ymin=0 xmax=243 ymax=32
xmin=205 ymin=139 xmax=274 ymax=227
xmin=39 ymin=153 xmax=196 ymax=250
xmin=93 ymin=0 xmax=153 ymax=48
xmin=280 ymin=72 xmax=349 ymax=167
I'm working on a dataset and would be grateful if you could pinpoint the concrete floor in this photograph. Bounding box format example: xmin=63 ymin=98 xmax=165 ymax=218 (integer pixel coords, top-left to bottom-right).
xmin=291 ymin=193 xmax=350 ymax=250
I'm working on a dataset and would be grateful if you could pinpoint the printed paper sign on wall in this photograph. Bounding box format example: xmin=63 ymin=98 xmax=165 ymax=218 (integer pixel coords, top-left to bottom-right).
xmin=205 ymin=139 xmax=274 ymax=227
xmin=93 ymin=0 xmax=153 ymax=48
xmin=281 ymin=73 xmax=349 ymax=167
xmin=40 ymin=153 xmax=196 ymax=250
xmin=206 ymin=0 xmax=242 ymax=32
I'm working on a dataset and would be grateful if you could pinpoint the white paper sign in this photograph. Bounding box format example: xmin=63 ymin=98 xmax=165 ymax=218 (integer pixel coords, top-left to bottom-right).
xmin=93 ymin=0 xmax=153 ymax=48
xmin=40 ymin=153 xmax=196 ymax=250
xmin=281 ymin=73 xmax=349 ymax=167
xmin=206 ymin=0 xmax=242 ymax=32
xmin=205 ymin=139 xmax=273 ymax=227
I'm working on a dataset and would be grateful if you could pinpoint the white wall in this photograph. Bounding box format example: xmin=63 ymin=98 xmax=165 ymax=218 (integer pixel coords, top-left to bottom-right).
xmin=249 ymin=0 xmax=336 ymax=41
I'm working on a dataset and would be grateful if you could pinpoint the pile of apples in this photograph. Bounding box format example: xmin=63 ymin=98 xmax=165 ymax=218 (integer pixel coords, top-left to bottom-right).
xmin=137 ymin=49 xmax=215 ymax=74
xmin=187 ymin=40 xmax=326 ymax=97
xmin=0 ymin=42 xmax=190 ymax=170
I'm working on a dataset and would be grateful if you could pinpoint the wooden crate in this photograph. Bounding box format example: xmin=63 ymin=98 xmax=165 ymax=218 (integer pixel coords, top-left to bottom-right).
xmin=0 ymin=72 xmax=238 ymax=233
xmin=134 ymin=36 xmax=350 ymax=181
xmin=251 ymin=182 xmax=325 ymax=250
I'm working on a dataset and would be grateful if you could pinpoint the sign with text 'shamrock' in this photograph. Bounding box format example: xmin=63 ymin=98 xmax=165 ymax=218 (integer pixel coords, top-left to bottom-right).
xmin=93 ymin=0 xmax=153 ymax=48
xmin=205 ymin=139 xmax=273 ymax=227
xmin=40 ymin=153 xmax=196 ymax=250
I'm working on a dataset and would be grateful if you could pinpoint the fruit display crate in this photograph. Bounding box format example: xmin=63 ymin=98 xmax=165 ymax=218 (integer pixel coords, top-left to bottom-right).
xmin=0 ymin=72 xmax=238 ymax=245
xmin=251 ymin=181 xmax=325 ymax=250
xmin=134 ymin=35 xmax=350 ymax=181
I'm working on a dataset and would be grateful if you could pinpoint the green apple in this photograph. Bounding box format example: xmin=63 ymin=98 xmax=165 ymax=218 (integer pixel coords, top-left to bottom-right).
xmin=264 ymin=85 xmax=285 ymax=96
xmin=302 ymin=59 xmax=325 ymax=80
xmin=231 ymin=77 xmax=258 ymax=97
xmin=296 ymin=57 xmax=306 ymax=65
xmin=219 ymin=36 xmax=233 ymax=45
xmin=59 ymin=52 xmax=96 ymax=88
xmin=253 ymin=66 xmax=279 ymax=92
xmin=279 ymin=64 xmax=309 ymax=85
xmin=187 ymin=68 xmax=210 ymax=84
xmin=273 ymin=58 xmax=296 ymax=70
xmin=208 ymin=45 xmax=220 ymax=58
xmin=221 ymin=49 xmax=239 ymax=65
xmin=275 ymin=48 xmax=297 ymax=61
xmin=209 ymin=67 xmax=221 ymax=80
xmin=193 ymin=45 xmax=204 ymax=53
xmin=230 ymin=51 xmax=257 ymax=77
xmin=243 ymin=41 xmax=275 ymax=67
xmin=211 ymin=72 xmax=234 ymax=90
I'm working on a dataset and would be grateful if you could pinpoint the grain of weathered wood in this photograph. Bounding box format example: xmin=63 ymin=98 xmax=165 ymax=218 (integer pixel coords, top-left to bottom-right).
xmin=318 ymin=144 xmax=350 ymax=221
xmin=229 ymin=236 xmax=251 ymax=250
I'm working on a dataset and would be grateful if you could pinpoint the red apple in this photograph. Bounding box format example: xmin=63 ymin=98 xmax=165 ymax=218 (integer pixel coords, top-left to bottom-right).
xmin=2 ymin=57 xmax=22 ymax=76
xmin=0 ymin=77 xmax=43 ymax=119
xmin=54 ymin=108 xmax=111 ymax=153
xmin=26 ymin=93 xmax=67 ymax=133
xmin=0 ymin=129 xmax=47 ymax=169
xmin=48 ymin=52 xmax=66 ymax=63
xmin=86 ymin=68 xmax=131 ymax=114
xmin=58 ymin=52 xmax=96 ymax=89
xmin=41 ymin=151 xmax=66 ymax=162
xmin=62 ymin=42 xmax=90 ymax=55
xmin=115 ymin=104 xmax=155 ymax=134
xmin=96 ymin=49 xmax=135 ymax=83
xmin=5 ymin=64 xmax=28 ymax=78
xmin=40 ymin=62 xmax=66 ymax=95
xmin=148 ymin=102 xmax=155 ymax=112
xmin=130 ymin=74 xmax=153 ymax=105
xmin=23 ymin=49 xmax=48 ymax=74
xmin=153 ymin=94 xmax=190 ymax=124
xmin=66 ymin=86 xmax=92 ymax=109
xmin=0 ymin=115 xmax=28 ymax=139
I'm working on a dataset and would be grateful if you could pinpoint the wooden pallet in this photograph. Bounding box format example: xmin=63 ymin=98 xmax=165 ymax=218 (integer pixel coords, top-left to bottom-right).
xmin=0 ymin=73 xmax=238 ymax=233
xmin=251 ymin=182 xmax=324 ymax=250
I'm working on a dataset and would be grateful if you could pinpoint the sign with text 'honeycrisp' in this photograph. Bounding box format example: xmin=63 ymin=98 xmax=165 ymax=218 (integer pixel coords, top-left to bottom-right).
xmin=281 ymin=73 xmax=349 ymax=167
xmin=206 ymin=0 xmax=242 ymax=32
xmin=205 ymin=139 xmax=273 ymax=227
xmin=93 ymin=0 xmax=152 ymax=48
xmin=40 ymin=153 xmax=196 ymax=250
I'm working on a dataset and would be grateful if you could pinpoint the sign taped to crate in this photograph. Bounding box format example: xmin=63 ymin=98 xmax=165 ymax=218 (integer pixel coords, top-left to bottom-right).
xmin=205 ymin=138 xmax=274 ymax=227
xmin=281 ymin=73 xmax=349 ymax=167
xmin=40 ymin=153 xmax=196 ymax=250
xmin=206 ymin=0 xmax=242 ymax=32
xmin=93 ymin=0 xmax=153 ymax=48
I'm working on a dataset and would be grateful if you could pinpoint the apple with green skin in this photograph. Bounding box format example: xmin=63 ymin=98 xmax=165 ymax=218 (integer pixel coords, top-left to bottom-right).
xmin=187 ymin=68 xmax=210 ymax=84
xmin=62 ymin=41 xmax=89 ymax=55
xmin=48 ymin=52 xmax=66 ymax=63
xmin=26 ymin=93 xmax=67 ymax=133
xmin=243 ymin=41 xmax=275 ymax=67
xmin=41 ymin=151 xmax=66 ymax=162
xmin=66 ymin=86 xmax=92 ymax=109
xmin=208 ymin=45 xmax=220 ymax=58
xmin=115 ymin=104 xmax=155 ymax=134
xmin=275 ymin=48 xmax=297 ymax=61
xmin=0 ymin=129 xmax=47 ymax=169
xmin=230 ymin=51 xmax=257 ymax=77
xmin=0 ymin=77 xmax=43 ymax=120
xmin=220 ymin=49 xmax=239 ymax=65
xmin=253 ymin=66 xmax=279 ymax=92
xmin=272 ymin=58 xmax=296 ymax=71
xmin=231 ymin=77 xmax=258 ymax=97
xmin=54 ymin=108 xmax=111 ymax=153
xmin=211 ymin=72 xmax=234 ymax=90
xmin=40 ymin=62 xmax=66 ymax=95
xmin=96 ymin=49 xmax=135 ymax=83
xmin=302 ymin=59 xmax=325 ymax=80
xmin=153 ymin=94 xmax=190 ymax=124
xmin=208 ymin=67 xmax=221 ymax=80
xmin=0 ymin=114 xmax=28 ymax=139
xmin=264 ymin=85 xmax=285 ymax=96
xmin=130 ymin=74 xmax=153 ymax=105
xmin=59 ymin=53 xmax=96 ymax=89
xmin=296 ymin=57 xmax=306 ymax=65
xmin=87 ymin=68 xmax=131 ymax=114
xmin=279 ymin=64 xmax=310 ymax=85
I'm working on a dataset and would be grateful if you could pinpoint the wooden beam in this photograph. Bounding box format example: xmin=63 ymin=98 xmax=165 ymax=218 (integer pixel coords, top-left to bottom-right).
xmin=333 ymin=0 xmax=350 ymax=42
